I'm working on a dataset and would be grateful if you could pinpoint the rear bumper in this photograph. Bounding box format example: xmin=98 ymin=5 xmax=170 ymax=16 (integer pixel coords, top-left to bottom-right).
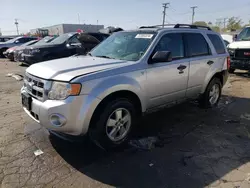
xmin=222 ymin=70 xmax=229 ymax=86
xmin=230 ymin=59 xmax=250 ymax=70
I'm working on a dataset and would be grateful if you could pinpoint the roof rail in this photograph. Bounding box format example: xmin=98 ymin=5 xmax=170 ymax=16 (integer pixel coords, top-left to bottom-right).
xmin=139 ymin=24 xmax=175 ymax=29
xmin=174 ymin=24 xmax=211 ymax=30
xmin=139 ymin=24 xmax=211 ymax=30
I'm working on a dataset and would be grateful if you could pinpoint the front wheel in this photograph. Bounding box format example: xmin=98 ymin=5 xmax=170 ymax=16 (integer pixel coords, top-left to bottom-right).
xmin=199 ymin=78 xmax=222 ymax=108
xmin=89 ymin=98 xmax=136 ymax=150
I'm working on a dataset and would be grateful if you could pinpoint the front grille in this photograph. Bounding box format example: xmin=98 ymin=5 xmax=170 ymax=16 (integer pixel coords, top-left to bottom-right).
xmin=30 ymin=111 xmax=39 ymax=121
xmin=23 ymin=73 xmax=47 ymax=101
xmin=234 ymin=49 xmax=250 ymax=60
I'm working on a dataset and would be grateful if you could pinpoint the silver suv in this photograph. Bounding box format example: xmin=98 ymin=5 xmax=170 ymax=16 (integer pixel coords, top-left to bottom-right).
xmin=21 ymin=24 xmax=229 ymax=149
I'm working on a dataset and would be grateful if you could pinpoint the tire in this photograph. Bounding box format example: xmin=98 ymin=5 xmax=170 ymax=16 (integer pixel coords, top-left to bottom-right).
xmin=199 ymin=78 xmax=222 ymax=108
xmin=229 ymin=68 xmax=235 ymax=74
xmin=0 ymin=49 xmax=6 ymax=58
xmin=89 ymin=98 xmax=136 ymax=150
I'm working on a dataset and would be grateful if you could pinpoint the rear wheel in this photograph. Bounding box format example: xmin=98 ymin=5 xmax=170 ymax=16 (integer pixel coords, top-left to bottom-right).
xmin=199 ymin=78 xmax=222 ymax=108
xmin=229 ymin=68 xmax=235 ymax=73
xmin=89 ymin=98 xmax=136 ymax=150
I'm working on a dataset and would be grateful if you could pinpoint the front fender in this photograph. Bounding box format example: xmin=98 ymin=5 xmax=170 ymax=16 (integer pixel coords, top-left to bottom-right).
xmin=82 ymin=74 xmax=146 ymax=112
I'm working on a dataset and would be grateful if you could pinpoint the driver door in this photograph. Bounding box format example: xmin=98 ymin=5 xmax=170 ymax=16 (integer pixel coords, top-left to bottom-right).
xmin=146 ymin=33 xmax=189 ymax=109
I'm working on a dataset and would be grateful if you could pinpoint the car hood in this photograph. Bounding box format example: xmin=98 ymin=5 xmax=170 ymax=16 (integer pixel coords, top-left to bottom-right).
xmin=228 ymin=41 xmax=250 ymax=49
xmin=26 ymin=56 xmax=134 ymax=81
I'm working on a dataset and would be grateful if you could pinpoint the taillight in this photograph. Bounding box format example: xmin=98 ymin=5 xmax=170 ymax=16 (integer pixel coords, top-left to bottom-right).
xmin=227 ymin=56 xmax=230 ymax=69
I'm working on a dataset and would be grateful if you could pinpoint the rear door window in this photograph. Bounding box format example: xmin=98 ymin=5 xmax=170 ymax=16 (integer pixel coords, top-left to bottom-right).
xmin=208 ymin=34 xmax=226 ymax=54
xmin=185 ymin=33 xmax=210 ymax=57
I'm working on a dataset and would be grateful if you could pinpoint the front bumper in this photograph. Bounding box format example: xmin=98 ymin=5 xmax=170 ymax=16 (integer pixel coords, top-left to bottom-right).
xmin=21 ymin=87 xmax=101 ymax=136
xmin=7 ymin=52 xmax=14 ymax=61
xmin=23 ymin=54 xmax=42 ymax=65
xmin=230 ymin=59 xmax=250 ymax=70
xmin=3 ymin=51 xmax=8 ymax=58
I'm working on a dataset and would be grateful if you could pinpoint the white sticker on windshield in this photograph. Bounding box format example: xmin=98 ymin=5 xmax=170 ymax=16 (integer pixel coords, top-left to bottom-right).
xmin=135 ymin=34 xmax=153 ymax=39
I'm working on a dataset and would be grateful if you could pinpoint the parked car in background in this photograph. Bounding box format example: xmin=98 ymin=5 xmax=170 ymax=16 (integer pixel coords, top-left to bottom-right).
xmin=0 ymin=36 xmax=38 ymax=57
xmin=227 ymin=26 xmax=250 ymax=73
xmin=22 ymin=32 xmax=109 ymax=65
xmin=14 ymin=36 xmax=56 ymax=62
xmin=0 ymin=36 xmax=15 ymax=42
xmin=4 ymin=40 xmax=39 ymax=61
xmin=21 ymin=24 xmax=229 ymax=149
xmin=221 ymin=34 xmax=233 ymax=46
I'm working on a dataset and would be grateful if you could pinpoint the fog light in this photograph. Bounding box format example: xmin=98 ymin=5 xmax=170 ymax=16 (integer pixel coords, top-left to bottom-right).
xmin=50 ymin=114 xmax=66 ymax=127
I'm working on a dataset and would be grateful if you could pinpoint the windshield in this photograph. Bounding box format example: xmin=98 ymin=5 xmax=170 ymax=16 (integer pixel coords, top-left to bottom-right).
xmin=90 ymin=31 xmax=156 ymax=61
xmin=34 ymin=36 xmax=55 ymax=45
xmin=49 ymin=33 xmax=75 ymax=44
xmin=237 ymin=27 xmax=250 ymax=41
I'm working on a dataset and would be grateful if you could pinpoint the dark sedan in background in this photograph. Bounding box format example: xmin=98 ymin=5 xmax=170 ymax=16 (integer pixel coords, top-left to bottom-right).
xmin=14 ymin=36 xmax=56 ymax=62
xmin=22 ymin=32 xmax=109 ymax=65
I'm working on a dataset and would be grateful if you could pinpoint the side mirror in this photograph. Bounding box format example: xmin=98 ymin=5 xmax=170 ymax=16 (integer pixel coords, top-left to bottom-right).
xmin=15 ymin=40 xmax=19 ymax=44
xmin=66 ymin=43 xmax=82 ymax=48
xmin=150 ymin=51 xmax=172 ymax=63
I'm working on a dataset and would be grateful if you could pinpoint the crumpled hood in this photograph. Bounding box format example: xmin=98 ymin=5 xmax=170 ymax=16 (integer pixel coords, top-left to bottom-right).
xmin=228 ymin=41 xmax=250 ymax=49
xmin=26 ymin=56 xmax=133 ymax=81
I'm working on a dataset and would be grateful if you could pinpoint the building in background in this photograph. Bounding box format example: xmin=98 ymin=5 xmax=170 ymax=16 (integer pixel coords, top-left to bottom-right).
xmin=30 ymin=24 xmax=104 ymax=36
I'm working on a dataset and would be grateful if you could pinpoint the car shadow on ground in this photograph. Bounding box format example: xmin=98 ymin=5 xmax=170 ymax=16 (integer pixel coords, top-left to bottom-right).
xmin=234 ymin=70 xmax=250 ymax=78
xmin=50 ymin=95 xmax=250 ymax=188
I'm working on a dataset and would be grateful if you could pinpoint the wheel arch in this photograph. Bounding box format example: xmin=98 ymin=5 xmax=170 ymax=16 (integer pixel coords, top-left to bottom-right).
xmin=89 ymin=90 xmax=143 ymax=129
xmin=201 ymin=70 xmax=227 ymax=94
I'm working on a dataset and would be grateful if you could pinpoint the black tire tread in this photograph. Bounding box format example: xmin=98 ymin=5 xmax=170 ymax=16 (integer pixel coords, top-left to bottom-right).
xmin=199 ymin=78 xmax=222 ymax=109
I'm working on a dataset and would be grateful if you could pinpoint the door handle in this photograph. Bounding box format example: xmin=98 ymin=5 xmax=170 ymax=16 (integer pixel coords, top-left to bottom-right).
xmin=177 ymin=65 xmax=187 ymax=70
xmin=207 ymin=61 xmax=214 ymax=65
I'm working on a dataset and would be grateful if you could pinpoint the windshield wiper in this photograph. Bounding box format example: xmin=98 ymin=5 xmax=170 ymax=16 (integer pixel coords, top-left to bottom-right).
xmin=95 ymin=55 xmax=113 ymax=59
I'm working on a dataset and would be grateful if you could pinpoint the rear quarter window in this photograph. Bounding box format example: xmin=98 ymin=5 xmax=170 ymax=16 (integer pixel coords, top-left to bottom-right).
xmin=208 ymin=34 xmax=226 ymax=54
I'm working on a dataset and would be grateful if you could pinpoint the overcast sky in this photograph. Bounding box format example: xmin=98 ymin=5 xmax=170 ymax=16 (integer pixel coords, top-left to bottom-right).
xmin=1 ymin=0 xmax=250 ymax=35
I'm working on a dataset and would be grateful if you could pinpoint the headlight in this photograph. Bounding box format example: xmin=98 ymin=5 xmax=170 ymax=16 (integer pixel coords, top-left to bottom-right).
xmin=30 ymin=49 xmax=40 ymax=54
xmin=48 ymin=82 xmax=81 ymax=100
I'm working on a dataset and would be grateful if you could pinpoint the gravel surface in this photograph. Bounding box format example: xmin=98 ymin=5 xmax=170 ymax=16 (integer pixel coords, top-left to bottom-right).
xmin=1 ymin=58 xmax=250 ymax=188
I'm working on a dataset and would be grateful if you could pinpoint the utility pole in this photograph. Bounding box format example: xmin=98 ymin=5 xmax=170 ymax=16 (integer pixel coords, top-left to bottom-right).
xmin=14 ymin=19 xmax=19 ymax=35
xmin=162 ymin=3 xmax=170 ymax=27
xmin=78 ymin=14 xmax=81 ymax=24
xmin=191 ymin=6 xmax=198 ymax=24
xmin=223 ymin=18 xmax=228 ymax=30
xmin=216 ymin=18 xmax=223 ymax=33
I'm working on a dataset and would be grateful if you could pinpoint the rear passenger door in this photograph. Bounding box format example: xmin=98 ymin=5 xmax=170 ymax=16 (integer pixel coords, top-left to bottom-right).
xmin=184 ymin=33 xmax=213 ymax=98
